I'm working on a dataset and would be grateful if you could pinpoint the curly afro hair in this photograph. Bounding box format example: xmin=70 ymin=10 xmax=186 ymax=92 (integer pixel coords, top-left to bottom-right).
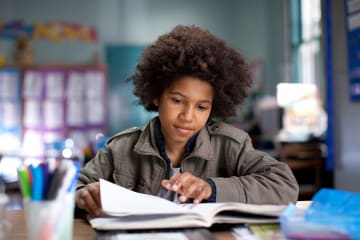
xmin=129 ymin=25 xmax=252 ymax=118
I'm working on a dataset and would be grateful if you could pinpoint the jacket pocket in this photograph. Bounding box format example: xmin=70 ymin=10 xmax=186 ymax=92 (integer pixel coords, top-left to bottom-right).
xmin=112 ymin=172 xmax=146 ymax=193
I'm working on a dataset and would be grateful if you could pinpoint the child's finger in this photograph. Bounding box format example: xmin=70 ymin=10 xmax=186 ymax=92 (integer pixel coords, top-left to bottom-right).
xmin=183 ymin=179 xmax=211 ymax=203
xmin=165 ymin=173 xmax=184 ymax=191
xmin=87 ymin=182 xmax=101 ymax=208
xmin=161 ymin=179 xmax=171 ymax=190
xmin=193 ymin=184 xmax=212 ymax=203
xmin=78 ymin=189 xmax=101 ymax=216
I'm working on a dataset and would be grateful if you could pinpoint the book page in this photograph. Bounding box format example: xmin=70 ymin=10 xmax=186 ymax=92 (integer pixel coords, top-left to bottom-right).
xmin=100 ymin=179 xmax=193 ymax=216
xmin=96 ymin=179 xmax=286 ymax=230
xmin=89 ymin=213 xmax=207 ymax=230
xmin=96 ymin=231 xmax=189 ymax=240
xmin=184 ymin=202 xmax=285 ymax=220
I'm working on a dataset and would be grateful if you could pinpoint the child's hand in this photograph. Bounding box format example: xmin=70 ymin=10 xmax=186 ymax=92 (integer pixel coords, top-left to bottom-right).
xmin=75 ymin=182 xmax=102 ymax=217
xmin=161 ymin=172 xmax=211 ymax=203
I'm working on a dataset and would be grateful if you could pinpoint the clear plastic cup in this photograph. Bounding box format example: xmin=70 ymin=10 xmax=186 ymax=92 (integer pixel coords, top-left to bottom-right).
xmin=23 ymin=193 xmax=75 ymax=240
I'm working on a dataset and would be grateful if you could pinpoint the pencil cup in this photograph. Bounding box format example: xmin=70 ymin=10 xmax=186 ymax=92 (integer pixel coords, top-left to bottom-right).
xmin=0 ymin=193 xmax=10 ymax=240
xmin=23 ymin=192 xmax=75 ymax=240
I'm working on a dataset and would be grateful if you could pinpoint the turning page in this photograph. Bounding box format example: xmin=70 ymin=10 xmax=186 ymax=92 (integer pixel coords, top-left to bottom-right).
xmin=100 ymin=178 xmax=194 ymax=216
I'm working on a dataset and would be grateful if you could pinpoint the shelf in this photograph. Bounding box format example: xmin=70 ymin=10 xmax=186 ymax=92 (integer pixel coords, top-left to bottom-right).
xmin=276 ymin=142 xmax=324 ymax=200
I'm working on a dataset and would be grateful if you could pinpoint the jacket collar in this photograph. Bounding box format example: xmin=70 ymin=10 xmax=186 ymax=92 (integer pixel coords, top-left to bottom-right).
xmin=154 ymin=118 xmax=197 ymax=161
xmin=134 ymin=117 xmax=216 ymax=161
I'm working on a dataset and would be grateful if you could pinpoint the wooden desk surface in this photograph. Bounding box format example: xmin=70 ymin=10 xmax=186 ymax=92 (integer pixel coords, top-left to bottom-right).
xmin=6 ymin=210 xmax=96 ymax=240
xmin=5 ymin=210 xmax=235 ymax=240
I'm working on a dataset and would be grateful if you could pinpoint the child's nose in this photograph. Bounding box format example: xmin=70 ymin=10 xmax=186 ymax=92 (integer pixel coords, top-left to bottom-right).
xmin=180 ymin=106 xmax=194 ymax=121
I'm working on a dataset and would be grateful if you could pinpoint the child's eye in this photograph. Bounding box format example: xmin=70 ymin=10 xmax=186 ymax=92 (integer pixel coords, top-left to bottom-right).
xmin=172 ymin=98 xmax=184 ymax=104
xmin=198 ymin=105 xmax=209 ymax=111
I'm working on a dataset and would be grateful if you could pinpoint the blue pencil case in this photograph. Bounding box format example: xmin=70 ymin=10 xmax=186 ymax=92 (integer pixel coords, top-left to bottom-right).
xmin=280 ymin=188 xmax=360 ymax=240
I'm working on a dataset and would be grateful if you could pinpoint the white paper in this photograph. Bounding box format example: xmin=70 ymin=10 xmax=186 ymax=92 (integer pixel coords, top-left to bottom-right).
xmin=85 ymin=71 xmax=105 ymax=99
xmin=67 ymin=72 xmax=84 ymax=99
xmin=43 ymin=100 xmax=64 ymax=129
xmin=100 ymin=179 xmax=191 ymax=216
xmin=100 ymin=179 xmax=285 ymax=218
xmin=45 ymin=72 xmax=64 ymax=99
xmin=0 ymin=71 xmax=20 ymax=99
xmin=66 ymin=100 xmax=85 ymax=126
xmin=86 ymin=99 xmax=104 ymax=124
xmin=23 ymin=71 xmax=43 ymax=98
xmin=3 ymin=101 xmax=20 ymax=128
xmin=97 ymin=232 xmax=188 ymax=240
xmin=23 ymin=100 xmax=42 ymax=128
xmin=94 ymin=179 xmax=285 ymax=231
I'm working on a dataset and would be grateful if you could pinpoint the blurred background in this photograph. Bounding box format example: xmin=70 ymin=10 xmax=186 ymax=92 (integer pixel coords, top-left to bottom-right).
xmin=0 ymin=0 xmax=358 ymax=203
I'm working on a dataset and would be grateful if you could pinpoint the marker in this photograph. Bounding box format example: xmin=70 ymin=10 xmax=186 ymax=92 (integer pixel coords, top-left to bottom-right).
xmin=40 ymin=162 xmax=49 ymax=199
xmin=45 ymin=166 xmax=62 ymax=200
xmin=17 ymin=165 xmax=31 ymax=199
xmin=30 ymin=164 xmax=44 ymax=201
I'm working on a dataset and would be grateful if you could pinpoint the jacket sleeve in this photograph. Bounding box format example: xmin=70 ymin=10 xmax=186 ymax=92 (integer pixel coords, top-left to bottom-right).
xmin=76 ymin=146 xmax=115 ymax=190
xmin=211 ymin=136 xmax=299 ymax=204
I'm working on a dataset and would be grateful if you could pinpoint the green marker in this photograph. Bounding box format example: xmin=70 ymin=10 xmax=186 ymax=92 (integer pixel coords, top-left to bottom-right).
xmin=18 ymin=165 xmax=31 ymax=199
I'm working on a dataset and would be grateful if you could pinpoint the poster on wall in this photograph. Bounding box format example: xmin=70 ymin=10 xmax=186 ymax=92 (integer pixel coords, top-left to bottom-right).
xmin=0 ymin=67 xmax=22 ymax=154
xmin=0 ymin=20 xmax=98 ymax=43
xmin=21 ymin=66 xmax=107 ymax=163
xmin=345 ymin=0 xmax=360 ymax=101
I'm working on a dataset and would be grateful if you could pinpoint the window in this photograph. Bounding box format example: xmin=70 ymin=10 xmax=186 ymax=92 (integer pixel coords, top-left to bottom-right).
xmin=290 ymin=0 xmax=323 ymax=88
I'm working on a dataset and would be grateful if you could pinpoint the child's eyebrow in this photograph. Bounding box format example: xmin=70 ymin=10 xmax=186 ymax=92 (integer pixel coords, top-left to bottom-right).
xmin=168 ymin=91 xmax=186 ymax=97
xmin=168 ymin=91 xmax=212 ymax=104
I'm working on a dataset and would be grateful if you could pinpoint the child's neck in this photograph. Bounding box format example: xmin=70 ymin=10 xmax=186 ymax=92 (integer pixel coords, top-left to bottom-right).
xmin=165 ymin=143 xmax=185 ymax=168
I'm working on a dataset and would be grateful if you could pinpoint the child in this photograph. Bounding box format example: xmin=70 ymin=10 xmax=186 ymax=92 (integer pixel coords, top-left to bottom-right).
xmin=76 ymin=25 xmax=299 ymax=217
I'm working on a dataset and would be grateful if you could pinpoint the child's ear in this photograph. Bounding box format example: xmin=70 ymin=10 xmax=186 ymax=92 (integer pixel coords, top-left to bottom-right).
xmin=153 ymin=98 xmax=159 ymax=106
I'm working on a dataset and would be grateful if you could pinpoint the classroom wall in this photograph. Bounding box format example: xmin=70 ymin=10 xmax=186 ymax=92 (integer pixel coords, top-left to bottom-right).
xmin=330 ymin=0 xmax=360 ymax=192
xmin=0 ymin=0 xmax=286 ymax=95
xmin=0 ymin=0 xmax=101 ymax=64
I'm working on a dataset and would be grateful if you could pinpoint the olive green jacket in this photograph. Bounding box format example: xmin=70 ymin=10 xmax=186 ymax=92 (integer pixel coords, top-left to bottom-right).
xmin=77 ymin=117 xmax=299 ymax=204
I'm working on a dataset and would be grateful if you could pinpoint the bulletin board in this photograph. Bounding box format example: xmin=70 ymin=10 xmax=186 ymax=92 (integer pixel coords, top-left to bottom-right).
xmin=21 ymin=65 xmax=108 ymax=160
xmin=0 ymin=67 xmax=22 ymax=155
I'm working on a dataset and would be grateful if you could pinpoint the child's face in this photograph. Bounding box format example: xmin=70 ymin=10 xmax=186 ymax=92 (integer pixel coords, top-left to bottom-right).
xmin=154 ymin=76 xmax=214 ymax=146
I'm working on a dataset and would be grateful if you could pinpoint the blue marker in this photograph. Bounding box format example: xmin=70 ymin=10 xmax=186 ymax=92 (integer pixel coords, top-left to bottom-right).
xmin=40 ymin=162 xmax=49 ymax=199
xmin=30 ymin=164 xmax=44 ymax=201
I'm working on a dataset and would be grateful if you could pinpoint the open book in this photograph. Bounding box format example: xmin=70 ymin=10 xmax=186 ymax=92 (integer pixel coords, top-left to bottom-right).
xmin=89 ymin=179 xmax=287 ymax=230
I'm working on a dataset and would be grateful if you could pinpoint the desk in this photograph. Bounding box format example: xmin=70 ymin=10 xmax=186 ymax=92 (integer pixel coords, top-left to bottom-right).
xmin=5 ymin=210 xmax=236 ymax=240
xmin=6 ymin=210 xmax=96 ymax=240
